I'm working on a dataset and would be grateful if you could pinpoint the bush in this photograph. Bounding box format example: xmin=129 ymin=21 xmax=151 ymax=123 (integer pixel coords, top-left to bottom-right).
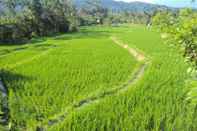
xmin=153 ymin=9 xmax=197 ymax=67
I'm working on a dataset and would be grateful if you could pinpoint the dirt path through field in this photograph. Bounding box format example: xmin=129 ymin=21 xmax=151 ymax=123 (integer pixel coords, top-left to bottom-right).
xmin=37 ymin=36 xmax=149 ymax=130
xmin=110 ymin=36 xmax=146 ymax=61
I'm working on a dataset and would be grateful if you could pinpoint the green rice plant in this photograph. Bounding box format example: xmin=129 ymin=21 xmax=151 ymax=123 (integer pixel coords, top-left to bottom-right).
xmin=0 ymin=29 xmax=137 ymax=130
xmin=49 ymin=25 xmax=197 ymax=131
xmin=0 ymin=25 xmax=196 ymax=130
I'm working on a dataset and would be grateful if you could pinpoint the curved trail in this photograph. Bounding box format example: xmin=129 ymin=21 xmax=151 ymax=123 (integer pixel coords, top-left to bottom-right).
xmin=37 ymin=36 xmax=149 ymax=130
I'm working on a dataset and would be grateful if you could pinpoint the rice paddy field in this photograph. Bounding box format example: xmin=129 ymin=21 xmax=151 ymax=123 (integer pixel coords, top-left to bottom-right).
xmin=0 ymin=25 xmax=197 ymax=131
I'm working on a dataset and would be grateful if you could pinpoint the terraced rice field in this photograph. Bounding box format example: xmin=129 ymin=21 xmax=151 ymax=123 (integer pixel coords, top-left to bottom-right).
xmin=0 ymin=25 xmax=197 ymax=131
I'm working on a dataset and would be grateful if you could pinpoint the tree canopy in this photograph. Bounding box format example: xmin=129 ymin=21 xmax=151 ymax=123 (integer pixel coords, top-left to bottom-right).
xmin=0 ymin=0 xmax=78 ymax=43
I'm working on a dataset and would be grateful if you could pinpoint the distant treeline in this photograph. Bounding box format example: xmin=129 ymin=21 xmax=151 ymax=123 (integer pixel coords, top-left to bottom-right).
xmin=153 ymin=8 xmax=197 ymax=67
xmin=0 ymin=0 xmax=169 ymax=44
xmin=76 ymin=0 xmax=154 ymax=26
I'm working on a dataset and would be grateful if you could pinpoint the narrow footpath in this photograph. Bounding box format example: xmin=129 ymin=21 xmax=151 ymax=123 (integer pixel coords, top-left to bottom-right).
xmin=37 ymin=36 xmax=149 ymax=131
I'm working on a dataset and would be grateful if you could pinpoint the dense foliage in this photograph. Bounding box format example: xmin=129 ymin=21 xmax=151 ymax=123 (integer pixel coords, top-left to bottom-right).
xmin=0 ymin=0 xmax=161 ymax=44
xmin=153 ymin=8 xmax=197 ymax=67
xmin=0 ymin=0 xmax=78 ymax=43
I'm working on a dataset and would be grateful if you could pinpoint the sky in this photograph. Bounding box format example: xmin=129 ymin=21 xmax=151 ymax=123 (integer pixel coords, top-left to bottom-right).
xmin=115 ymin=0 xmax=197 ymax=8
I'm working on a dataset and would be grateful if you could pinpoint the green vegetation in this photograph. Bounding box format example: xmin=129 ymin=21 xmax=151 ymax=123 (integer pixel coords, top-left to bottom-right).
xmin=0 ymin=0 xmax=77 ymax=43
xmin=1 ymin=27 xmax=138 ymax=130
xmin=153 ymin=8 xmax=197 ymax=110
xmin=0 ymin=0 xmax=156 ymax=44
xmin=49 ymin=25 xmax=197 ymax=131
xmin=1 ymin=0 xmax=197 ymax=130
xmin=153 ymin=8 xmax=197 ymax=67
xmin=77 ymin=0 xmax=152 ymax=26
xmin=0 ymin=25 xmax=196 ymax=130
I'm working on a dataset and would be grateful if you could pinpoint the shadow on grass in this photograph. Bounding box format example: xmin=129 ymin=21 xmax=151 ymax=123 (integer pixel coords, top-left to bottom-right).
xmin=33 ymin=44 xmax=55 ymax=48
xmin=0 ymin=70 xmax=33 ymax=126
xmin=0 ymin=70 xmax=32 ymax=91
xmin=53 ymin=29 xmax=111 ymax=41
xmin=0 ymin=26 xmax=122 ymax=46
xmin=0 ymin=36 xmax=47 ymax=46
xmin=0 ymin=36 xmax=47 ymax=47
xmin=0 ymin=49 xmax=11 ymax=56
xmin=0 ymin=41 xmax=27 ymax=46
xmin=0 ymin=47 xmax=29 ymax=57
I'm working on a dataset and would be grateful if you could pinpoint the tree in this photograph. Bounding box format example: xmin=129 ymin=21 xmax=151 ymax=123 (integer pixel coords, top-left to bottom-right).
xmin=0 ymin=0 xmax=78 ymax=44
xmin=3 ymin=0 xmax=18 ymax=15
xmin=29 ymin=0 xmax=43 ymax=36
xmin=153 ymin=9 xmax=197 ymax=67
xmin=78 ymin=0 xmax=108 ymax=25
